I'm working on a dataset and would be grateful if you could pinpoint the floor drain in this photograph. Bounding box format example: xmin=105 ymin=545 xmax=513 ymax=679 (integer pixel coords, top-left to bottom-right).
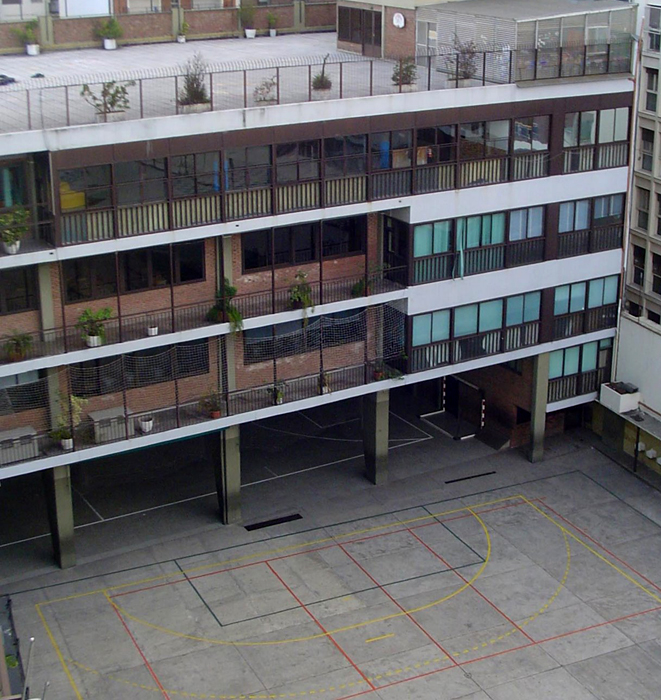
xmin=244 ymin=513 xmax=302 ymax=531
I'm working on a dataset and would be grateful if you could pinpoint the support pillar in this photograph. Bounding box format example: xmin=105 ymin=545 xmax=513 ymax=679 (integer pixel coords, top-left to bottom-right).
xmin=363 ymin=389 xmax=389 ymax=485
xmin=529 ymin=352 xmax=550 ymax=463
xmin=212 ymin=426 xmax=241 ymax=524
xmin=42 ymin=466 xmax=75 ymax=569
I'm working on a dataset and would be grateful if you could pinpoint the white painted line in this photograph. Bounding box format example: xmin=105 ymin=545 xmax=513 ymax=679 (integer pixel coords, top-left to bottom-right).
xmin=74 ymin=488 xmax=105 ymax=522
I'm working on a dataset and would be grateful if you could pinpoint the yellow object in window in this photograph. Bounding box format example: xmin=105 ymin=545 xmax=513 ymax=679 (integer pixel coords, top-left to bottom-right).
xmin=59 ymin=182 xmax=86 ymax=211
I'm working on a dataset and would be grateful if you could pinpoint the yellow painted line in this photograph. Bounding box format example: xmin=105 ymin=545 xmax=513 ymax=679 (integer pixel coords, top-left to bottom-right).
xmin=365 ymin=633 xmax=394 ymax=643
xmin=39 ymin=495 xmax=519 ymax=607
xmin=36 ymin=602 xmax=84 ymax=700
xmin=519 ymin=496 xmax=661 ymax=604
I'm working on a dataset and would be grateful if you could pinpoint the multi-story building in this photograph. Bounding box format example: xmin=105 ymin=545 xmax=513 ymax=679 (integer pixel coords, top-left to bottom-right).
xmin=0 ymin=0 xmax=635 ymax=568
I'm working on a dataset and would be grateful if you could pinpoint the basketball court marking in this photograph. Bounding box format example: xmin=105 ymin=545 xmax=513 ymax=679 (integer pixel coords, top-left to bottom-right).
xmin=34 ymin=492 xmax=661 ymax=700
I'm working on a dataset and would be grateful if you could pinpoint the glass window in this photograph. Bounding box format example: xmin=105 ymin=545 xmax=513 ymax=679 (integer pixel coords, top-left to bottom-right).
xmin=431 ymin=310 xmax=450 ymax=341
xmin=559 ymin=200 xmax=590 ymax=233
xmin=509 ymin=207 xmax=544 ymax=241
xmin=598 ymin=107 xmax=629 ymax=143
xmin=413 ymin=224 xmax=432 ymax=258
xmin=524 ymin=291 xmax=541 ymax=322
xmin=506 ymin=295 xmax=524 ymax=327
xmin=0 ymin=267 xmax=38 ymax=314
xmin=225 ymin=146 xmax=271 ymax=190
xmin=412 ymin=315 xmax=432 ymax=346
xmin=581 ymin=341 xmax=598 ymax=372
xmin=59 ymin=165 xmax=112 ymax=211
xmin=0 ymin=162 xmax=27 ymax=210
xmin=549 ymin=349 xmax=564 ymax=379
xmin=554 ymin=285 xmax=570 ymax=315
xmin=243 ymin=230 xmax=271 ymax=270
xmin=454 ymin=304 xmax=478 ymax=337
xmin=564 ymin=346 xmax=580 ymax=376
xmin=570 ymin=282 xmax=586 ymax=312
xmin=594 ymin=194 xmax=624 ymax=223
xmin=322 ymin=216 xmax=365 ymax=257
xmin=513 ymin=116 xmax=550 ymax=152
xmin=479 ymin=300 xmax=503 ymax=332
xmin=175 ymin=241 xmax=205 ymax=283
xmin=63 ymin=255 xmax=117 ymax=303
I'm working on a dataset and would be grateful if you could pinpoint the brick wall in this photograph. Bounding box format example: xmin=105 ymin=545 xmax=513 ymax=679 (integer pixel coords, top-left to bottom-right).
xmin=52 ymin=17 xmax=99 ymax=47
xmin=119 ymin=12 xmax=173 ymax=41
xmin=383 ymin=7 xmax=415 ymax=59
xmin=305 ymin=2 xmax=336 ymax=28
xmin=0 ymin=406 xmax=50 ymax=434
xmin=0 ymin=22 xmax=26 ymax=53
xmin=0 ymin=309 xmax=42 ymax=337
xmin=185 ymin=9 xmax=238 ymax=36
xmin=254 ymin=6 xmax=295 ymax=31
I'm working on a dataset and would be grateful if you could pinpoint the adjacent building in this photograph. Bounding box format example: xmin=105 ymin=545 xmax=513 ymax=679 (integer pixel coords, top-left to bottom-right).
xmin=0 ymin=0 xmax=635 ymax=567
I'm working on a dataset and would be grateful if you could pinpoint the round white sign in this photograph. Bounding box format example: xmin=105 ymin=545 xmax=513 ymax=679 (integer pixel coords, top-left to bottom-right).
xmin=393 ymin=12 xmax=405 ymax=29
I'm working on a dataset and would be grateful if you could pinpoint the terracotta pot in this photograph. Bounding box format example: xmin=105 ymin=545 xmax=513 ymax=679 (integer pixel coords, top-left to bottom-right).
xmin=210 ymin=410 xmax=221 ymax=419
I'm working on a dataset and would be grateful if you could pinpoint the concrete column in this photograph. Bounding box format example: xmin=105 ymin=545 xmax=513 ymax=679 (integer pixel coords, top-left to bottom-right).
xmin=363 ymin=389 xmax=389 ymax=485
xmin=529 ymin=352 xmax=550 ymax=463
xmin=212 ymin=426 xmax=241 ymax=524
xmin=42 ymin=465 xmax=75 ymax=569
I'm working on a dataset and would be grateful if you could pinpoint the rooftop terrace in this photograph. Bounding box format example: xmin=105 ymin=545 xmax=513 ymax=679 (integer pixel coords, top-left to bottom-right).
xmin=0 ymin=31 xmax=633 ymax=135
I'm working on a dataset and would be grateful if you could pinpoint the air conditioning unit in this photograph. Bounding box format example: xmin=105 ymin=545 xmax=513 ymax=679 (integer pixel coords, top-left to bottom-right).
xmin=599 ymin=381 xmax=640 ymax=414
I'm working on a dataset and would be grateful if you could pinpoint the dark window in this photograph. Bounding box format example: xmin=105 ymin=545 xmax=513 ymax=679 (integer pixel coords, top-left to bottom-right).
xmin=114 ymin=159 xmax=167 ymax=206
xmin=516 ymin=406 xmax=530 ymax=423
xmin=371 ymin=131 xmax=412 ymax=170
xmin=0 ymin=161 xmax=27 ymax=210
xmin=224 ymin=146 xmax=271 ymax=191
xmin=513 ymin=116 xmax=550 ymax=152
xmin=175 ymin=241 xmax=205 ymax=283
xmin=653 ymin=253 xmax=661 ymax=295
xmin=563 ymin=111 xmax=596 ymax=147
xmin=646 ymin=68 xmax=658 ymax=112
xmin=64 ymin=254 xmax=117 ymax=303
xmin=628 ymin=300 xmax=642 ymax=317
xmin=416 ymin=125 xmax=457 ymax=164
xmin=243 ymin=230 xmax=271 ymax=270
xmin=276 ymin=141 xmax=320 ymax=184
xmin=594 ymin=194 xmax=624 ymax=224
xmin=171 ymin=152 xmax=221 ymax=198
xmin=637 ymin=187 xmax=651 ymax=231
xmin=118 ymin=243 xmax=203 ymax=291
xmin=59 ymin=165 xmax=112 ymax=212
xmin=324 ymin=134 xmax=367 ymax=177
xmin=338 ymin=6 xmax=362 ymax=43
xmin=641 ymin=128 xmax=655 ymax=172
xmin=0 ymin=267 xmax=38 ymax=314
xmin=460 ymin=121 xmax=510 ymax=160
xmin=322 ymin=216 xmax=365 ymax=257
xmin=648 ymin=310 xmax=661 ymax=324
xmin=633 ymin=245 xmax=646 ymax=286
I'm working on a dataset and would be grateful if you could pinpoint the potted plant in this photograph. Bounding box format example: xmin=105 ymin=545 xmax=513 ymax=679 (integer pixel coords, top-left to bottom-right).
xmin=81 ymin=80 xmax=135 ymax=123
xmin=3 ymin=331 xmax=32 ymax=362
xmin=0 ymin=206 xmax=30 ymax=255
xmin=373 ymin=362 xmax=386 ymax=381
xmin=96 ymin=17 xmax=123 ymax=51
xmin=267 ymin=11 xmax=277 ymax=37
xmin=289 ymin=270 xmax=314 ymax=325
xmin=199 ymin=389 xmax=223 ymax=419
xmin=138 ymin=414 xmax=154 ymax=433
xmin=319 ymin=371 xmax=331 ymax=395
xmin=50 ymin=393 xmax=87 ymax=451
xmin=253 ymin=74 xmax=277 ymax=104
xmin=177 ymin=20 xmax=190 ymax=43
xmin=351 ymin=276 xmax=370 ymax=298
xmin=312 ymin=53 xmax=332 ymax=100
xmin=146 ymin=317 xmax=159 ymax=336
xmin=178 ymin=53 xmax=211 ymax=114
xmin=272 ymin=381 xmax=285 ymax=405
xmin=206 ymin=278 xmax=243 ymax=334
xmin=11 ymin=19 xmax=40 ymax=56
xmin=240 ymin=0 xmax=256 ymax=39
xmin=392 ymin=57 xmax=417 ymax=92
xmin=452 ymin=35 xmax=478 ymax=86
xmin=76 ymin=307 xmax=112 ymax=347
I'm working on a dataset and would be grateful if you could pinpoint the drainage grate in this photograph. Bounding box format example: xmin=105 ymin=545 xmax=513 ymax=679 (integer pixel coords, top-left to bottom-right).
xmin=445 ymin=471 xmax=496 ymax=485
xmin=244 ymin=513 xmax=302 ymax=531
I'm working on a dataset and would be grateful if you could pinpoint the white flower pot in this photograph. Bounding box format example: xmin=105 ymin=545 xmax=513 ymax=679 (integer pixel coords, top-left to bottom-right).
xmin=138 ymin=418 xmax=153 ymax=434
xmin=312 ymin=88 xmax=332 ymax=101
xmin=86 ymin=334 xmax=102 ymax=348
xmin=244 ymin=29 xmax=256 ymax=38
xmin=321 ymin=385 xmax=331 ymax=394
xmin=399 ymin=83 xmax=417 ymax=92
xmin=269 ymin=29 xmax=276 ymax=37
xmin=275 ymin=396 xmax=283 ymax=405
xmin=177 ymin=35 xmax=186 ymax=43
xmin=95 ymin=111 xmax=126 ymax=123
xmin=147 ymin=326 xmax=158 ymax=337
xmin=60 ymin=438 xmax=73 ymax=451
xmin=2 ymin=241 xmax=20 ymax=255
xmin=103 ymin=38 xmax=117 ymax=50
xmin=180 ymin=102 xmax=211 ymax=114
xmin=26 ymin=44 xmax=40 ymax=56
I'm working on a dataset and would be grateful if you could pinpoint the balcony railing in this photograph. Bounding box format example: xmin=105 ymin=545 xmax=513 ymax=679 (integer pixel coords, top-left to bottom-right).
xmin=563 ymin=142 xmax=628 ymax=174
xmin=0 ymin=42 xmax=633 ymax=136
xmin=409 ymin=320 xmax=539 ymax=372
xmin=412 ymin=238 xmax=544 ymax=285
xmin=558 ymin=224 xmax=623 ymax=258
xmin=552 ymin=303 xmax=618 ymax=340
xmin=0 ymin=268 xmax=407 ymax=367
xmin=548 ymin=367 xmax=608 ymax=403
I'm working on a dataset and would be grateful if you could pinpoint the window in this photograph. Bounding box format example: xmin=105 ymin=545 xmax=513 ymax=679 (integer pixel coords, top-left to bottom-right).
xmin=276 ymin=141 xmax=320 ymax=183
xmin=59 ymin=165 xmax=111 ymax=212
xmin=114 ymin=159 xmax=167 ymax=206
xmin=505 ymin=292 xmax=541 ymax=326
xmin=598 ymin=108 xmax=629 ymax=144
xmin=587 ymin=275 xmax=618 ymax=308
xmin=594 ymin=194 xmax=624 ymax=224
xmin=459 ymin=120 xmax=510 ymax=159
xmin=0 ymin=371 xmax=47 ymax=414
xmin=243 ymin=230 xmax=271 ymax=270
xmin=337 ymin=6 xmax=362 ymax=43
xmin=176 ymin=241 xmax=205 ymax=283
xmin=513 ymin=116 xmax=550 ymax=152
xmin=508 ymin=207 xmax=544 ymax=241
xmin=0 ymin=161 xmax=26 ymax=210
xmin=456 ymin=213 xmax=506 ymax=249
xmin=505 ymin=359 xmax=523 ymax=374
xmin=648 ymin=309 xmax=661 ymax=324
xmin=654 ymin=253 xmax=661 ymax=295
xmin=413 ymin=221 xmax=451 ymax=257
xmin=64 ymin=255 xmax=117 ymax=302
xmin=71 ymin=340 xmax=209 ymax=397
xmin=650 ymin=7 xmax=661 ymax=51
xmin=564 ymin=111 xmax=597 ymax=147
xmin=412 ymin=310 xmax=450 ymax=346
xmin=646 ymin=68 xmax=658 ymax=112
xmin=628 ymin=300 xmax=642 ymax=317
xmin=637 ymin=187 xmax=651 ymax=230
xmin=633 ymin=245 xmax=646 ymax=287
xmin=224 ymin=146 xmax=271 ymax=191
xmin=371 ymin=131 xmax=412 ymax=170
xmin=170 ymin=152 xmax=221 ymax=198
xmin=274 ymin=223 xmax=318 ymax=265
xmin=549 ymin=339 xmax=612 ymax=379
xmin=554 ymin=281 xmax=587 ymax=315
xmin=641 ymin=128 xmax=655 ymax=172
xmin=454 ymin=299 xmax=503 ymax=337
xmin=323 ymin=134 xmax=367 ymax=177
xmin=559 ymin=200 xmax=590 ymax=233
xmin=118 ymin=242 xmax=204 ymax=292
xmin=415 ymin=125 xmax=457 ymax=164
xmin=0 ymin=267 xmax=38 ymax=314
xmin=322 ymin=216 xmax=365 ymax=257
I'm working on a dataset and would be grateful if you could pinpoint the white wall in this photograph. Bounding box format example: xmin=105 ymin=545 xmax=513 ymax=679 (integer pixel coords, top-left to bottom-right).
xmin=616 ymin=315 xmax=661 ymax=416
xmin=60 ymin=0 xmax=111 ymax=18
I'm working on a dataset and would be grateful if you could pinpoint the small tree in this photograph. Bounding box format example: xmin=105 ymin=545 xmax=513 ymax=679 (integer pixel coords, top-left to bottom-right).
xmin=239 ymin=0 xmax=255 ymax=29
xmin=81 ymin=81 xmax=135 ymax=116
xmin=266 ymin=11 xmax=277 ymax=29
xmin=96 ymin=17 xmax=123 ymax=40
xmin=11 ymin=19 xmax=39 ymax=46
xmin=178 ymin=53 xmax=210 ymax=106
xmin=453 ymin=35 xmax=478 ymax=81
xmin=0 ymin=206 xmax=30 ymax=246
xmin=392 ymin=57 xmax=417 ymax=86
xmin=312 ymin=53 xmax=332 ymax=90
xmin=50 ymin=393 xmax=88 ymax=442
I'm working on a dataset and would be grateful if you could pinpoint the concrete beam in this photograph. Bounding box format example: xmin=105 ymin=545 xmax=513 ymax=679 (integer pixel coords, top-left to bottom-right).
xmin=212 ymin=426 xmax=241 ymax=525
xmin=363 ymin=389 xmax=389 ymax=485
xmin=42 ymin=465 xmax=75 ymax=569
xmin=529 ymin=352 xmax=550 ymax=463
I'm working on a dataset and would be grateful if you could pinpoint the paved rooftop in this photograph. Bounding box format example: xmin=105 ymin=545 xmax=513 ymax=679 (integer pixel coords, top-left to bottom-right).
xmin=430 ymin=0 xmax=633 ymax=21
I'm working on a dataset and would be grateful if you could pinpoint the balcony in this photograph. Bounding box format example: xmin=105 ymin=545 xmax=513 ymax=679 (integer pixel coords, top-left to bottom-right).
xmin=552 ymin=304 xmax=618 ymax=340
xmin=557 ymin=224 xmax=623 ymax=258
xmin=548 ymin=367 xmax=609 ymax=403
xmin=0 ymin=267 xmax=407 ymax=367
xmin=563 ymin=142 xmax=628 ymax=174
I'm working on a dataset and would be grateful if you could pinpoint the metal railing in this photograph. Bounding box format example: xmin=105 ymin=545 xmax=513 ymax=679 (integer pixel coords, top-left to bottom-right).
xmin=548 ymin=367 xmax=608 ymax=403
xmin=552 ymin=303 xmax=618 ymax=340
xmin=558 ymin=224 xmax=623 ymax=258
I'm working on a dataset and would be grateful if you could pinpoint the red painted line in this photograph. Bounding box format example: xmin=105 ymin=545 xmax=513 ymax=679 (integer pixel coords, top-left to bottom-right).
xmin=337 ymin=541 xmax=459 ymax=668
xmin=539 ymin=502 xmax=661 ymax=595
xmin=265 ymin=561 xmax=375 ymax=691
xmin=111 ymin=499 xmax=536 ymax=600
xmin=407 ymin=528 xmax=536 ymax=644
xmin=108 ymin=599 xmax=171 ymax=700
